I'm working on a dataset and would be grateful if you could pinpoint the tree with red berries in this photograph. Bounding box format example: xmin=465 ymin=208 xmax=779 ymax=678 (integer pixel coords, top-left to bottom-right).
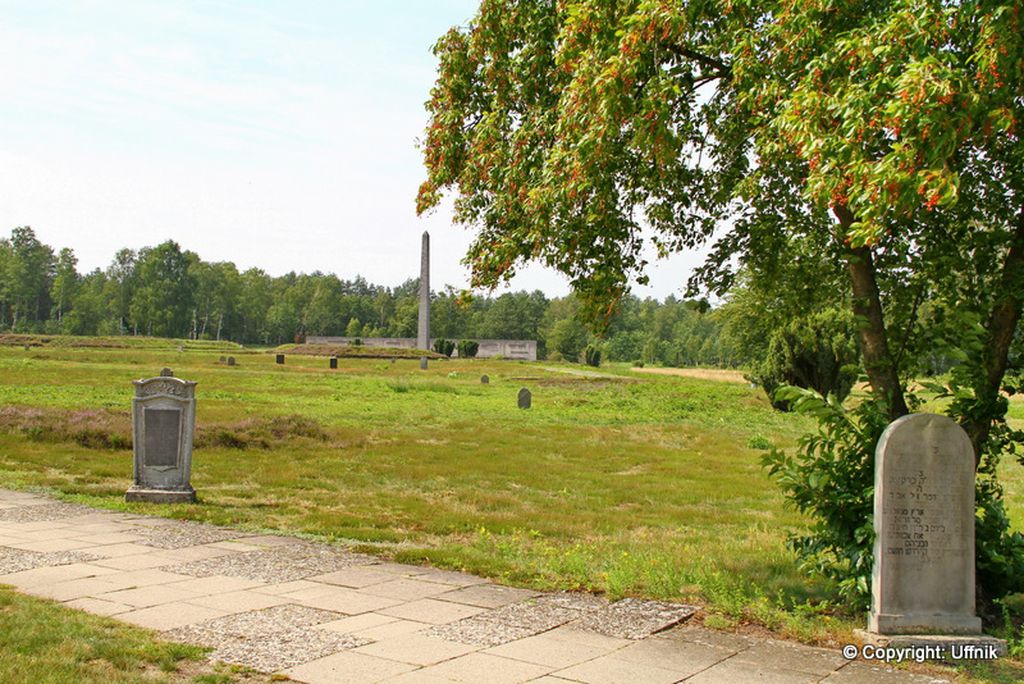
xmin=420 ymin=0 xmax=1024 ymax=603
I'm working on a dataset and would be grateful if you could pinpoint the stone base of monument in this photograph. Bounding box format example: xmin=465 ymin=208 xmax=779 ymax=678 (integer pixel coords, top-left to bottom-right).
xmin=853 ymin=630 xmax=1007 ymax=658
xmin=125 ymin=486 xmax=197 ymax=504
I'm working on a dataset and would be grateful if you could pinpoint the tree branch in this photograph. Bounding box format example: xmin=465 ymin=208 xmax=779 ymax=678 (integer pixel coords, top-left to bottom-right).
xmin=666 ymin=45 xmax=731 ymax=77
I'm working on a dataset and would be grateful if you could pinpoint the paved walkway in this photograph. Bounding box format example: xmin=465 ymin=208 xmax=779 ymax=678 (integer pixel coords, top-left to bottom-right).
xmin=0 ymin=489 xmax=947 ymax=683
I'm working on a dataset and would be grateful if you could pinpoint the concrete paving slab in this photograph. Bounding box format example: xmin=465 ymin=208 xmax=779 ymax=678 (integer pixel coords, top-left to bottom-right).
xmin=97 ymin=583 xmax=206 ymax=608
xmin=352 ymin=633 xmax=480 ymax=666
xmin=484 ymin=633 xmax=621 ymax=669
xmin=435 ymin=583 xmax=541 ymax=608
xmin=63 ymin=596 xmax=135 ymax=616
xmin=169 ymin=574 xmax=267 ymax=594
xmin=821 ymin=662 xmax=950 ymax=683
xmin=185 ymin=590 xmax=292 ymax=613
xmin=683 ymin=657 xmax=820 ymax=684
xmin=378 ymin=597 xmax=487 ymax=625
xmin=118 ymin=602 xmax=228 ymax=630
xmin=87 ymin=542 xmax=169 ymax=559
xmin=0 ymin=562 xmax=119 ymax=588
xmin=312 ymin=566 xmax=410 ymax=589
xmin=28 ymin=577 xmax=129 ymax=602
xmin=732 ymin=639 xmax=848 ymax=676
xmin=284 ymin=583 xmax=404 ymax=615
xmin=6 ymin=538 xmax=96 ymax=553
xmin=284 ymin=651 xmax=415 ymax=679
xmin=612 ymin=638 xmax=733 ymax=678
xmin=359 ymin=578 xmax=456 ymax=602
xmin=284 ymin=651 xmax=418 ymax=684
xmin=349 ymin=618 xmax=430 ymax=641
xmin=407 ymin=652 xmax=552 ymax=683
xmin=317 ymin=612 xmax=399 ymax=634
xmin=553 ymin=653 xmax=690 ymax=684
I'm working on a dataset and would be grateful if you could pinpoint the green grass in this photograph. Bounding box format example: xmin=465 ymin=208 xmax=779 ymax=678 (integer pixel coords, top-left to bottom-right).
xmin=1 ymin=342 xmax=1023 ymax=681
xmin=0 ymin=585 xmax=261 ymax=683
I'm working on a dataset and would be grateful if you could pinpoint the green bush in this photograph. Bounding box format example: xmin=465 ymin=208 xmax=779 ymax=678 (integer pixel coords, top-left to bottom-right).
xmin=762 ymin=386 xmax=887 ymax=609
xmin=457 ymin=339 xmax=479 ymax=358
xmin=751 ymin=307 xmax=860 ymax=411
xmin=583 ymin=344 xmax=601 ymax=367
xmin=433 ymin=338 xmax=455 ymax=357
xmin=765 ymin=384 xmax=1024 ymax=611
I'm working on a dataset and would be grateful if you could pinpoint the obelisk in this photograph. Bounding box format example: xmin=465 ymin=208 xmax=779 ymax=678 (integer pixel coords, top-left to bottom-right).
xmin=417 ymin=231 xmax=430 ymax=370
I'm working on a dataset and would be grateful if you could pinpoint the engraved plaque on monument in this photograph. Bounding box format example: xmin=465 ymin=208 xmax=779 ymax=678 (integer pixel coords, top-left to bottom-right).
xmin=126 ymin=373 xmax=198 ymax=503
xmin=868 ymin=413 xmax=980 ymax=635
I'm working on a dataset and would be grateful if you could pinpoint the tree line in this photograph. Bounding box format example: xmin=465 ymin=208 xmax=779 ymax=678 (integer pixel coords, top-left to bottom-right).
xmin=0 ymin=226 xmax=742 ymax=365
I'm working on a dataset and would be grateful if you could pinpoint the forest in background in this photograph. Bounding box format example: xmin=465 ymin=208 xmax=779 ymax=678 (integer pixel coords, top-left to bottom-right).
xmin=0 ymin=226 xmax=738 ymax=366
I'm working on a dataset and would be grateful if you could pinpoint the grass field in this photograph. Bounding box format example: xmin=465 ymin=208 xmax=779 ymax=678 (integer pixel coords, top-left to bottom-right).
xmin=0 ymin=585 xmax=263 ymax=683
xmin=1 ymin=339 xmax=1023 ymax=682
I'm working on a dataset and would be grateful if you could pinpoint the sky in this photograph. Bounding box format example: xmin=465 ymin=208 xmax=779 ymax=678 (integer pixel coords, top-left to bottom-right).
xmin=0 ymin=0 xmax=702 ymax=299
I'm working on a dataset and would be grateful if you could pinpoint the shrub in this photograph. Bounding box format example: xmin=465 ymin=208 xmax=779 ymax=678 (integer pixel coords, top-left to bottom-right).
xmin=765 ymin=385 xmax=1024 ymax=611
xmin=457 ymin=339 xmax=479 ymax=358
xmin=583 ymin=344 xmax=601 ymax=367
xmin=762 ymin=386 xmax=886 ymax=608
xmin=751 ymin=307 xmax=860 ymax=411
xmin=433 ymin=338 xmax=455 ymax=357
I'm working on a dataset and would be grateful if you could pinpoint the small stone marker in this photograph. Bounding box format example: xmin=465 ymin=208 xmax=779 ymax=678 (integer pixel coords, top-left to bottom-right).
xmin=481 ymin=375 xmax=489 ymax=384
xmin=518 ymin=387 xmax=531 ymax=409
xmin=219 ymin=356 xmax=226 ymax=363
xmin=869 ymin=413 xmax=980 ymax=635
xmin=276 ymin=354 xmax=285 ymax=364
xmin=125 ymin=373 xmax=197 ymax=503
xmin=329 ymin=357 xmax=338 ymax=369
xmin=420 ymin=357 xmax=428 ymax=370
xmin=227 ymin=356 xmax=236 ymax=366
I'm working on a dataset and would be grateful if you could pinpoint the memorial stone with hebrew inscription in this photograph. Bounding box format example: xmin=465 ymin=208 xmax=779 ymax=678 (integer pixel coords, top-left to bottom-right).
xmin=125 ymin=373 xmax=198 ymax=503
xmin=868 ymin=413 xmax=980 ymax=635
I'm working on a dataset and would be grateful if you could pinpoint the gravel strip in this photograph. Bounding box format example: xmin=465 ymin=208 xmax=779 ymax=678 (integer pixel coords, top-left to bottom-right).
xmin=0 ymin=547 xmax=101 ymax=574
xmin=578 ymin=598 xmax=698 ymax=639
xmin=168 ymin=541 xmax=377 ymax=583
xmin=427 ymin=598 xmax=580 ymax=646
xmin=164 ymin=604 xmax=368 ymax=672
xmin=131 ymin=521 xmax=248 ymax=549
xmin=0 ymin=502 xmax=95 ymax=523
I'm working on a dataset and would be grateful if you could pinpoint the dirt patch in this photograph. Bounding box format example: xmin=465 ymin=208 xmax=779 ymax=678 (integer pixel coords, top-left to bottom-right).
xmin=285 ymin=343 xmax=445 ymax=360
xmin=631 ymin=367 xmax=749 ymax=384
xmin=0 ymin=406 xmax=330 ymax=451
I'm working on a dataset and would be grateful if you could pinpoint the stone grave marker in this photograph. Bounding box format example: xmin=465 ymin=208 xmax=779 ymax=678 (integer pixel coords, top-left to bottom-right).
xmin=868 ymin=413 xmax=980 ymax=635
xmin=329 ymin=357 xmax=338 ymax=369
xmin=219 ymin=355 xmax=226 ymax=363
xmin=518 ymin=388 xmax=531 ymax=409
xmin=125 ymin=371 xmax=197 ymax=503
xmin=481 ymin=375 xmax=489 ymax=384
xmin=276 ymin=353 xmax=285 ymax=364
xmin=227 ymin=356 xmax=236 ymax=366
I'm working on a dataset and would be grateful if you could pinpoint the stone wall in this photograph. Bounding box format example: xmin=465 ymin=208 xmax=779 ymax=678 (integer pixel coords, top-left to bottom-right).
xmin=306 ymin=337 xmax=537 ymax=361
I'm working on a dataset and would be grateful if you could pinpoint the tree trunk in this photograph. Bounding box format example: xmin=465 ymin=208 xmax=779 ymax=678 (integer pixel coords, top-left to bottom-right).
xmin=833 ymin=205 xmax=908 ymax=421
xmin=964 ymin=206 xmax=1024 ymax=463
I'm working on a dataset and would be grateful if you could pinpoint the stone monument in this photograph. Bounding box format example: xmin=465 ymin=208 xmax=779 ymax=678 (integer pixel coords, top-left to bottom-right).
xmin=857 ymin=413 xmax=1005 ymax=655
xmin=276 ymin=353 xmax=285 ymax=364
xmin=481 ymin=375 xmax=489 ymax=384
xmin=518 ymin=388 xmax=531 ymax=409
xmin=227 ymin=356 xmax=236 ymax=366
xmin=329 ymin=357 xmax=338 ymax=369
xmin=125 ymin=371 xmax=197 ymax=503
xmin=417 ymin=231 xmax=430 ymax=370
